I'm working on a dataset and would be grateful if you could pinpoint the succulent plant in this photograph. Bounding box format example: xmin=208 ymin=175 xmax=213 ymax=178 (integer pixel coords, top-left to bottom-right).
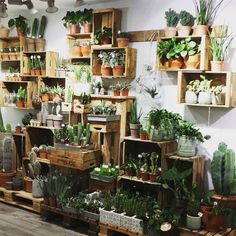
xmin=28 ymin=151 xmax=41 ymax=179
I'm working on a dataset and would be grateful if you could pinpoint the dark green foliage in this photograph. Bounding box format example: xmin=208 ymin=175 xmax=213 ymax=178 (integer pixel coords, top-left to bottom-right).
xmin=129 ymin=101 xmax=142 ymax=124
xmin=94 ymin=27 xmax=112 ymax=44
xmin=22 ymin=113 xmax=33 ymax=126
xmin=187 ymin=199 xmax=201 ymax=216
xmin=31 ymin=18 xmax=39 ymax=38
xmin=8 ymin=15 xmax=29 ymax=34
xmin=165 ymin=8 xmax=179 ymax=27
xmin=62 ymin=11 xmax=82 ymax=28
xmin=179 ymin=10 xmax=195 ymax=26
xmin=81 ymin=8 xmax=93 ymax=24
xmin=38 ymin=16 xmax=47 ymax=38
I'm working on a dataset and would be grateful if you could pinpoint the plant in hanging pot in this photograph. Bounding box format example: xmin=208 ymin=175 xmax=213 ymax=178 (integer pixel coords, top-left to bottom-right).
xmin=164 ymin=8 xmax=179 ymax=37
xmin=8 ymin=15 xmax=29 ymax=37
xmin=117 ymin=31 xmax=129 ymax=47
xmin=16 ymin=86 xmax=26 ymax=108
xmin=185 ymin=80 xmax=200 ymax=104
xmin=149 ymin=152 xmax=159 ymax=182
xmin=211 ymin=85 xmax=224 ymax=105
xmin=186 ymin=199 xmax=202 ymax=230
xmin=81 ymin=8 xmax=93 ymax=33
xmin=110 ymin=50 xmax=126 ymax=76
xmin=97 ymin=51 xmax=112 ymax=76
xmin=210 ymin=34 xmax=233 ymax=72
xmin=198 ymin=75 xmax=212 ymax=104
xmin=62 ymin=10 xmax=82 ymax=34
xmin=176 ymin=121 xmax=204 ymax=157
xmin=94 ymin=26 xmax=112 ymax=45
xmin=178 ymin=10 xmax=195 ymax=36
xmin=129 ymin=101 xmax=142 ymax=138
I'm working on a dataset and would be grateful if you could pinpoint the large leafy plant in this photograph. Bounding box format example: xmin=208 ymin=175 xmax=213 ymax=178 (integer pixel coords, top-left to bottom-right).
xmin=94 ymin=27 xmax=112 ymax=44
xmin=62 ymin=11 xmax=82 ymax=27
xmin=8 ymin=15 xmax=29 ymax=34
xmin=81 ymin=8 xmax=93 ymax=24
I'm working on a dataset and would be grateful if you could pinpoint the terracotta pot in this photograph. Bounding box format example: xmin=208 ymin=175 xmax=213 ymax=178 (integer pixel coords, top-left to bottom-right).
xmin=141 ymin=171 xmax=149 ymax=181
xmin=43 ymin=197 xmax=49 ymax=205
xmin=101 ymin=66 xmax=112 ymax=76
xmin=169 ymin=59 xmax=183 ymax=69
xmin=39 ymin=151 xmax=47 ymax=159
xmin=177 ymin=26 xmax=192 ymax=36
xmin=41 ymin=93 xmax=50 ymax=102
xmin=117 ymin=38 xmax=129 ymax=47
xmin=184 ymin=54 xmax=200 ymax=69
xmin=204 ymin=213 xmax=227 ymax=232
xmin=35 ymin=69 xmax=41 ymax=76
xmin=81 ymin=45 xmax=91 ymax=57
xmin=149 ymin=173 xmax=158 ymax=182
xmin=0 ymin=172 xmax=15 ymax=187
xmin=41 ymin=70 xmax=46 ymax=76
xmin=201 ymin=205 xmax=212 ymax=227
xmin=2 ymin=54 xmax=9 ymax=61
xmin=35 ymin=38 xmax=46 ymax=52
xmin=16 ymin=101 xmax=25 ymax=108
xmin=9 ymin=53 xmax=17 ymax=60
xmin=140 ymin=133 xmax=147 ymax=140
xmin=16 ymin=28 xmax=25 ymax=37
xmin=100 ymin=37 xmax=111 ymax=45
xmin=69 ymin=24 xmax=80 ymax=34
xmin=83 ymin=23 xmax=92 ymax=33
xmin=49 ymin=197 xmax=57 ymax=208
xmin=24 ymin=177 xmax=32 ymax=193
xmin=113 ymin=90 xmax=120 ymax=96
xmin=120 ymin=89 xmax=129 ymax=96
xmin=30 ymin=69 xmax=36 ymax=75
xmin=72 ymin=46 xmax=82 ymax=57
xmin=136 ymin=169 xmax=141 ymax=179
xmin=15 ymin=126 xmax=22 ymax=134
xmin=164 ymin=27 xmax=177 ymax=37
xmin=0 ymin=27 xmax=9 ymax=37
xmin=192 ymin=25 xmax=208 ymax=36
xmin=211 ymin=61 xmax=224 ymax=72
xmin=53 ymin=94 xmax=62 ymax=103
xmin=113 ymin=65 xmax=125 ymax=76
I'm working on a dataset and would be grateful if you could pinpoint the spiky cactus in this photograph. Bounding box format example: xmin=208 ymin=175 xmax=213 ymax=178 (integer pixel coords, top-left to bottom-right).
xmin=77 ymin=123 xmax=83 ymax=141
xmin=28 ymin=151 xmax=41 ymax=179
xmin=84 ymin=123 xmax=91 ymax=144
xmin=38 ymin=15 xmax=47 ymax=38
xmin=211 ymin=142 xmax=236 ymax=196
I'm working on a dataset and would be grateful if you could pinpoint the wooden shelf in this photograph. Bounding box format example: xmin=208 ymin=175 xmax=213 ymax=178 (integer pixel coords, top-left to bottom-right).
xmin=20 ymin=74 xmax=39 ymax=77
xmin=179 ymin=103 xmax=231 ymax=108
xmin=71 ymin=56 xmax=91 ymax=60
xmin=2 ymin=80 xmax=29 ymax=83
xmin=23 ymin=51 xmax=47 ymax=54
xmin=0 ymin=59 xmax=20 ymax=62
xmin=166 ymin=154 xmax=205 ymax=162
xmin=23 ymin=156 xmax=50 ymax=164
xmin=122 ymin=136 xmax=176 ymax=145
xmin=26 ymin=125 xmax=59 ymax=130
xmin=0 ymin=36 xmax=19 ymax=41
xmin=90 ymin=95 xmax=136 ymax=100
xmin=118 ymin=175 xmax=160 ymax=186
xmin=67 ymin=33 xmax=92 ymax=39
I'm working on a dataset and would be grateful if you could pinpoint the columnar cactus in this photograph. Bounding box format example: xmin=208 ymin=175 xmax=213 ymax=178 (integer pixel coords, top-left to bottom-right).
xmin=28 ymin=151 xmax=41 ymax=179
xmin=211 ymin=142 xmax=236 ymax=196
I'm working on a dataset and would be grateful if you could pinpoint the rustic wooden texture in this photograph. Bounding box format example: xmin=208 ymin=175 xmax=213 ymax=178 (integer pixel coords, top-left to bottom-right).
xmin=164 ymin=155 xmax=205 ymax=189
xmin=21 ymin=51 xmax=58 ymax=76
xmin=156 ymin=35 xmax=210 ymax=71
xmin=89 ymin=178 xmax=116 ymax=193
xmin=73 ymin=101 xmax=90 ymax=114
xmin=128 ymin=29 xmax=163 ymax=42
xmin=212 ymin=193 xmax=236 ymax=210
xmin=179 ymin=227 xmax=235 ymax=236
xmin=0 ymin=187 xmax=43 ymax=213
xmin=178 ymin=71 xmax=236 ymax=108
xmin=61 ymin=102 xmax=72 ymax=112
xmin=0 ymin=202 xmax=87 ymax=236
xmin=90 ymin=120 xmax=120 ymax=133
xmin=47 ymin=148 xmax=101 ymax=170
xmin=100 ymin=223 xmax=146 ymax=236
xmin=91 ymin=47 xmax=137 ymax=78
xmin=93 ymin=8 xmax=121 ymax=46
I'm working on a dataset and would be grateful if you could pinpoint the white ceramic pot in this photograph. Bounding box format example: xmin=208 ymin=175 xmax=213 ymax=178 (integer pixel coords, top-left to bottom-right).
xmin=198 ymin=92 xmax=212 ymax=104
xmin=32 ymin=179 xmax=43 ymax=198
xmin=185 ymin=91 xmax=198 ymax=104
xmin=186 ymin=214 xmax=201 ymax=230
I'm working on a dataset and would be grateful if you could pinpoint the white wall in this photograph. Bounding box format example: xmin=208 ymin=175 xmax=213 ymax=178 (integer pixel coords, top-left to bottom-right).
xmin=1 ymin=0 xmax=236 ymax=189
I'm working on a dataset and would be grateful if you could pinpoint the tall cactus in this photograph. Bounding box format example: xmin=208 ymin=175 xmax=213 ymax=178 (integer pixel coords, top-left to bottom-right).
xmin=211 ymin=142 xmax=236 ymax=196
xmin=31 ymin=18 xmax=39 ymax=38
xmin=38 ymin=15 xmax=47 ymax=38
xmin=28 ymin=151 xmax=41 ymax=179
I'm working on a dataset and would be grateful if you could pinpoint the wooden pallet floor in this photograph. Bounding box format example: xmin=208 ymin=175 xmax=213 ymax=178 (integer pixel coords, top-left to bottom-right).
xmin=180 ymin=227 xmax=236 ymax=236
xmin=0 ymin=187 xmax=43 ymax=213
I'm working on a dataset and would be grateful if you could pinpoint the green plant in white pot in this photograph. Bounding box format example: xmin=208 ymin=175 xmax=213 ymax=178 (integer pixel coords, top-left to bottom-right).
xmin=176 ymin=121 xmax=204 ymax=157
xmin=198 ymin=75 xmax=212 ymax=104
xmin=185 ymin=80 xmax=200 ymax=104
xmin=129 ymin=101 xmax=142 ymax=138
xmin=211 ymin=85 xmax=224 ymax=105
xmin=186 ymin=199 xmax=202 ymax=230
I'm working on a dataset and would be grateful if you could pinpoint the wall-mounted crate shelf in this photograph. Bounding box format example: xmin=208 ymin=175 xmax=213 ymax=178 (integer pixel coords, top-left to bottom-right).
xmin=21 ymin=51 xmax=58 ymax=77
xmin=156 ymin=35 xmax=210 ymax=71
xmin=91 ymin=47 xmax=137 ymax=78
xmin=93 ymin=8 xmax=121 ymax=47
xmin=178 ymin=71 xmax=236 ymax=108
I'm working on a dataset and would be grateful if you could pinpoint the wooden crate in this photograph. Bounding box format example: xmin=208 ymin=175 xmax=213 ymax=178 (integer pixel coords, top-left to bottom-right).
xmin=0 ymin=36 xmax=27 ymax=52
xmin=21 ymin=51 xmax=58 ymax=76
xmin=47 ymin=148 xmax=101 ymax=170
xmin=178 ymin=71 xmax=236 ymax=108
xmin=61 ymin=102 xmax=72 ymax=112
xmin=90 ymin=121 xmax=120 ymax=133
xmin=0 ymin=187 xmax=43 ymax=213
xmin=179 ymin=227 xmax=236 ymax=236
xmin=156 ymin=35 xmax=210 ymax=71
xmin=93 ymin=8 xmax=121 ymax=46
xmin=73 ymin=101 xmax=90 ymax=114
xmin=91 ymin=47 xmax=137 ymax=78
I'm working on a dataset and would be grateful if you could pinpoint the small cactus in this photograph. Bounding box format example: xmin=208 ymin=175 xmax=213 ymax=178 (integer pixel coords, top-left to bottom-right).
xmin=28 ymin=151 xmax=41 ymax=179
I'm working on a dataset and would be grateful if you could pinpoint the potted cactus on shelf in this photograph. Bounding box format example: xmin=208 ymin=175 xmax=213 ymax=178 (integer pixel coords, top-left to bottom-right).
xmin=117 ymin=31 xmax=129 ymax=47
xmin=140 ymin=128 xmax=148 ymax=140
xmin=129 ymin=101 xmax=142 ymax=138
xmin=178 ymin=10 xmax=195 ymax=36
xmin=16 ymin=86 xmax=26 ymax=108
xmin=164 ymin=8 xmax=179 ymax=37
xmin=140 ymin=152 xmax=150 ymax=181
xmin=52 ymin=85 xmax=64 ymax=103
xmin=211 ymin=85 xmax=224 ymax=105
xmin=149 ymin=152 xmax=159 ymax=182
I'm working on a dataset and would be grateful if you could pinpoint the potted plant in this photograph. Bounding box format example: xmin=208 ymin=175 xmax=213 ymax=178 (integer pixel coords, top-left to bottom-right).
xmin=16 ymin=86 xmax=26 ymax=108
xmin=120 ymin=83 xmax=130 ymax=96
xmin=210 ymin=34 xmax=233 ymax=72
xmin=140 ymin=128 xmax=148 ymax=140
xmin=56 ymin=57 xmax=68 ymax=78
xmin=140 ymin=152 xmax=150 ymax=181
xmin=94 ymin=26 xmax=112 ymax=45
xmin=164 ymin=8 xmax=179 ymax=37
xmin=72 ymin=40 xmax=82 ymax=57
xmin=8 ymin=15 xmax=29 ymax=37
xmin=62 ymin=10 xmax=82 ymax=34
xmin=129 ymin=101 xmax=142 ymax=138
xmin=176 ymin=121 xmax=204 ymax=157
xmin=40 ymin=85 xmax=50 ymax=102
xmin=82 ymin=197 xmax=102 ymax=221
xmin=110 ymin=50 xmax=126 ymax=76
xmin=185 ymin=80 xmax=200 ymax=104
xmin=117 ymin=31 xmax=129 ymax=47
xmin=149 ymin=152 xmax=159 ymax=182
xmin=97 ymin=51 xmax=112 ymax=76
xmin=186 ymin=199 xmax=202 ymax=230
xmin=99 ymin=193 xmax=113 ymax=225
xmin=34 ymin=56 xmax=41 ymax=75
xmin=211 ymin=85 xmax=224 ymax=105
xmin=38 ymin=144 xmax=48 ymax=159
xmin=81 ymin=8 xmax=93 ymax=33
xmin=178 ymin=10 xmax=195 ymax=36
xmin=52 ymin=85 xmax=64 ymax=102
xmin=110 ymin=84 xmax=122 ymax=96
xmin=40 ymin=59 xmax=46 ymax=76
xmin=198 ymin=75 xmax=212 ymax=104
xmin=80 ymin=40 xmax=91 ymax=57
xmin=157 ymin=39 xmax=174 ymax=68
xmin=201 ymin=190 xmax=214 ymax=227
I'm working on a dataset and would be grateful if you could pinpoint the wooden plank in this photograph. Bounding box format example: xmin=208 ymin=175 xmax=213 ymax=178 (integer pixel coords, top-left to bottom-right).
xmin=90 ymin=121 xmax=120 ymax=133
xmin=129 ymin=29 xmax=163 ymax=42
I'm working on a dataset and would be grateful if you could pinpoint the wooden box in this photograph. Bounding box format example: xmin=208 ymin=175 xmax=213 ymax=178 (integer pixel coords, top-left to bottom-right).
xmin=91 ymin=47 xmax=137 ymax=78
xmin=61 ymin=102 xmax=72 ymax=112
xmin=47 ymin=148 xmax=101 ymax=170
xmin=21 ymin=51 xmax=58 ymax=76
xmin=178 ymin=71 xmax=236 ymax=107
xmin=73 ymin=101 xmax=90 ymax=114
xmin=90 ymin=121 xmax=120 ymax=133
xmin=156 ymin=35 xmax=210 ymax=71
xmin=93 ymin=8 xmax=121 ymax=46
